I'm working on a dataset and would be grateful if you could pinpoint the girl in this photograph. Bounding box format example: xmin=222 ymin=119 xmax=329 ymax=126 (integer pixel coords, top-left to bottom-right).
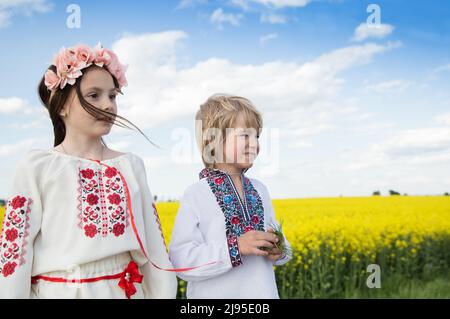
xmin=0 ymin=43 xmax=177 ymax=298
xmin=169 ymin=94 xmax=292 ymax=299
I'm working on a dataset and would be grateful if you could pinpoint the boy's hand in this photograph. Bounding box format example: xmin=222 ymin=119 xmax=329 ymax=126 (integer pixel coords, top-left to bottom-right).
xmin=237 ymin=230 xmax=279 ymax=256
xmin=266 ymin=228 xmax=283 ymax=262
xmin=266 ymin=247 xmax=283 ymax=262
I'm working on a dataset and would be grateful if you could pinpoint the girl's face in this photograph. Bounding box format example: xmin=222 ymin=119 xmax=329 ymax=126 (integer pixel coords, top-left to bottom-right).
xmin=61 ymin=67 xmax=118 ymax=138
xmin=223 ymin=112 xmax=260 ymax=170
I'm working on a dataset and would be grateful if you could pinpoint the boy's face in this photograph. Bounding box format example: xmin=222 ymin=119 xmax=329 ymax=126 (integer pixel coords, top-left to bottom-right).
xmin=223 ymin=112 xmax=260 ymax=170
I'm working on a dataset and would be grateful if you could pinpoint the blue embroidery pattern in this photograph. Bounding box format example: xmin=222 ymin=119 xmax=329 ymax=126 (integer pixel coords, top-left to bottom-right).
xmin=199 ymin=168 xmax=265 ymax=267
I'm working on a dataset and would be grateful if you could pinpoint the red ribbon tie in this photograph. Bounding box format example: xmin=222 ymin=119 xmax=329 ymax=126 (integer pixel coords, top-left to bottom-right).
xmin=118 ymin=261 xmax=144 ymax=299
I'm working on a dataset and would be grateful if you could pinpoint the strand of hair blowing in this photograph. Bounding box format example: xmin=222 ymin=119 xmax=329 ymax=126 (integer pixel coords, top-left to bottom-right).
xmin=38 ymin=65 xmax=159 ymax=148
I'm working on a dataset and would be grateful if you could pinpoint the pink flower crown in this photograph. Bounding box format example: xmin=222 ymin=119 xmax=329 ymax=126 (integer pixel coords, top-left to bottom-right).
xmin=44 ymin=43 xmax=128 ymax=92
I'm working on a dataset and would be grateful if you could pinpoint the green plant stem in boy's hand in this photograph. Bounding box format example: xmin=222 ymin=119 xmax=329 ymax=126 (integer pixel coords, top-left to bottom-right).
xmin=263 ymin=221 xmax=292 ymax=259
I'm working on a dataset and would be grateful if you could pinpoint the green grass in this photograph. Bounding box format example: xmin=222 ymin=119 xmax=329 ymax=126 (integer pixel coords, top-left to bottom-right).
xmin=345 ymin=274 xmax=450 ymax=298
xmin=275 ymin=235 xmax=450 ymax=299
xmin=176 ymin=271 xmax=450 ymax=299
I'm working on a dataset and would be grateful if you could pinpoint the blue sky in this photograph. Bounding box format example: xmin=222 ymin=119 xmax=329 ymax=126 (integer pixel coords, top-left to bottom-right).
xmin=1 ymin=0 xmax=449 ymax=199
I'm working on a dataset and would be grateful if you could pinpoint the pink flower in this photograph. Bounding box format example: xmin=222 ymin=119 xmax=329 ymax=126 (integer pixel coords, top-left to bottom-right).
xmin=92 ymin=43 xmax=111 ymax=68
xmin=74 ymin=44 xmax=94 ymax=65
xmin=44 ymin=69 xmax=61 ymax=91
xmin=111 ymin=64 xmax=128 ymax=88
xmin=105 ymin=50 xmax=128 ymax=87
xmin=53 ymin=47 xmax=84 ymax=89
xmin=44 ymin=43 xmax=128 ymax=92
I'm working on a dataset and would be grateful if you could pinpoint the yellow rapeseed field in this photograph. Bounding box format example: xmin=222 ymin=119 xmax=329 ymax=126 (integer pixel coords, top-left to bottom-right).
xmin=1 ymin=196 xmax=449 ymax=297
xmin=0 ymin=206 xmax=4 ymax=231
xmin=156 ymin=196 xmax=450 ymax=256
xmin=155 ymin=196 xmax=450 ymax=297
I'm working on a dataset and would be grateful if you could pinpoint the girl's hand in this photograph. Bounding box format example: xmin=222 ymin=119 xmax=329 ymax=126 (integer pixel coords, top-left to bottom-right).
xmin=237 ymin=230 xmax=279 ymax=256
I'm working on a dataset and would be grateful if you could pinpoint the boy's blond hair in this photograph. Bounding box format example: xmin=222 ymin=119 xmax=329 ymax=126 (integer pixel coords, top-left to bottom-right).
xmin=195 ymin=94 xmax=263 ymax=168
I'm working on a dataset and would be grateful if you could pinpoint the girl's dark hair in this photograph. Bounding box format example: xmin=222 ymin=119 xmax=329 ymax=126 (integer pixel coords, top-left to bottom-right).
xmin=38 ymin=65 xmax=157 ymax=148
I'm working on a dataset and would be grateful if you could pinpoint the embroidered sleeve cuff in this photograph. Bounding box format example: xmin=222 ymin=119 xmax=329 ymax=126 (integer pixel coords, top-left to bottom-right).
xmin=0 ymin=196 xmax=32 ymax=278
xmin=274 ymin=251 xmax=291 ymax=266
xmin=226 ymin=234 xmax=243 ymax=268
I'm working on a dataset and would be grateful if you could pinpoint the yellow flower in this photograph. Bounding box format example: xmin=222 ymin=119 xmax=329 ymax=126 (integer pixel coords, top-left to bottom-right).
xmin=2 ymin=195 xmax=447 ymax=297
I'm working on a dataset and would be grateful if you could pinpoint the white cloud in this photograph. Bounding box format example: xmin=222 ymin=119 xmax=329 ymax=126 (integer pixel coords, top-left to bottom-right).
xmin=260 ymin=13 xmax=287 ymax=24
xmin=112 ymin=31 xmax=399 ymax=136
xmin=375 ymin=127 xmax=450 ymax=157
xmin=182 ymin=0 xmax=310 ymax=10
xmin=0 ymin=0 xmax=52 ymax=12
xmin=0 ymin=0 xmax=52 ymax=28
xmin=349 ymin=122 xmax=395 ymax=134
xmin=0 ymin=97 xmax=29 ymax=113
xmin=0 ymin=138 xmax=45 ymax=157
xmin=288 ymin=141 xmax=312 ymax=149
xmin=101 ymin=139 xmax=131 ymax=152
xmin=177 ymin=1 xmax=307 ymax=26
xmin=210 ymin=8 xmax=243 ymax=28
xmin=441 ymin=64 xmax=450 ymax=71
xmin=111 ymin=31 xmax=403 ymax=196
xmin=342 ymin=126 xmax=450 ymax=170
xmin=230 ymin=0 xmax=251 ymax=11
xmin=351 ymin=23 xmax=394 ymax=42
xmin=251 ymin=0 xmax=310 ymax=8
xmin=0 ymin=10 xmax=11 ymax=27
xmin=142 ymin=156 xmax=168 ymax=169
xmin=0 ymin=97 xmax=46 ymax=117
xmin=298 ymin=41 xmax=400 ymax=78
xmin=7 ymin=120 xmax=46 ymax=130
xmin=433 ymin=63 xmax=450 ymax=73
xmin=176 ymin=0 xmax=209 ymax=9
xmin=260 ymin=32 xmax=278 ymax=45
xmin=283 ymin=99 xmax=362 ymax=148
xmin=366 ymin=79 xmax=412 ymax=93
xmin=435 ymin=112 xmax=450 ymax=126
xmin=429 ymin=63 xmax=450 ymax=79
xmin=291 ymin=123 xmax=334 ymax=145
xmin=112 ymin=31 xmax=187 ymax=65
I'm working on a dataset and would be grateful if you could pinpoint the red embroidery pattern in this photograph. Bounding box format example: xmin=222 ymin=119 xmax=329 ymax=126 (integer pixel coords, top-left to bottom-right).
xmin=0 ymin=196 xmax=32 ymax=277
xmin=78 ymin=164 xmax=129 ymax=238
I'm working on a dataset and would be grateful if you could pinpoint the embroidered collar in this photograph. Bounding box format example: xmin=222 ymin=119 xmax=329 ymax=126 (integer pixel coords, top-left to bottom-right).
xmin=200 ymin=166 xmax=264 ymax=268
xmin=199 ymin=167 xmax=249 ymax=180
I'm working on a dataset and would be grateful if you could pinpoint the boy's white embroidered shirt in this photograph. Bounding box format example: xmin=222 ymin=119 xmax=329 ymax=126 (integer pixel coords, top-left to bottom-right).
xmin=169 ymin=169 xmax=291 ymax=299
xmin=0 ymin=149 xmax=177 ymax=299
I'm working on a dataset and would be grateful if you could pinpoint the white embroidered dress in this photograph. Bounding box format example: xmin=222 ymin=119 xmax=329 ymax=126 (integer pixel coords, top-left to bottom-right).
xmin=169 ymin=168 xmax=291 ymax=299
xmin=0 ymin=149 xmax=177 ymax=299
